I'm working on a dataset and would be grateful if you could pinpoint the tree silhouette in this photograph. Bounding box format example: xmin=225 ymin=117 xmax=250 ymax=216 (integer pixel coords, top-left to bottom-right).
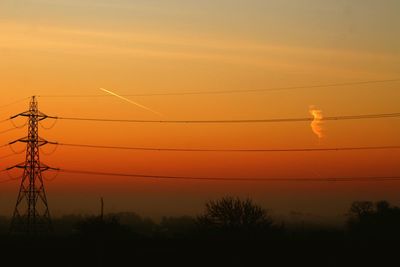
xmin=197 ymin=196 xmax=277 ymax=239
xmin=347 ymin=201 xmax=400 ymax=240
xmin=348 ymin=201 xmax=374 ymax=218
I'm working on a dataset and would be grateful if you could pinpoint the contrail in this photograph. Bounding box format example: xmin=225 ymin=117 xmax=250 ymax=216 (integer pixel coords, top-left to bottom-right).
xmin=100 ymin=88 xmax=163 ymax=117
xmin=309 ymin=105 xmax=324 ymax=139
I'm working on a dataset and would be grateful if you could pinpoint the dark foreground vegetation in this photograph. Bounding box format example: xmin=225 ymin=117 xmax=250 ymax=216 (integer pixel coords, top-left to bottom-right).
xmin=1 ymin=197 xmax=400 ymax=266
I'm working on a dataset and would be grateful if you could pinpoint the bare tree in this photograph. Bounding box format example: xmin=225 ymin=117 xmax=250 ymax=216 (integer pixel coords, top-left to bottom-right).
xmin=197 ymin=196 xmax=275 ymax=237
xmin=348 ymin=201 xmax=374 ymax=219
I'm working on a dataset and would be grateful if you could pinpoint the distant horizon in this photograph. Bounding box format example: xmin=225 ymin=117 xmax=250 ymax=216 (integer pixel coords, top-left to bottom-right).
xmin=0 ymin=194 xmax=394 ymax=227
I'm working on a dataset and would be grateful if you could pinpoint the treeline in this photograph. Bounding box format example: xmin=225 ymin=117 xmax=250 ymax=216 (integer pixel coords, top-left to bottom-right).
xmin=1 ymin=197 xmax=400 ymax=266
xmin=1 ymin=197 xmax=400 ymax=241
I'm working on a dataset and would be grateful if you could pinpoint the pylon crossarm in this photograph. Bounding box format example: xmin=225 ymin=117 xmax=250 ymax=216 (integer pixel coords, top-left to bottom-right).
xmin=6 ymin=164 xmax=58 ymax=172
xmin=38 ymin=165 xmax=60 ymax=172
xmin=39 ymin=141 xmax=49 ymax=147
xmin=6 ymin=165 xmax=24 ymax=171
xmin=10 ymin=112 xmax=50 ymax=121
xmin=38 ymin=116 xmax=49 ymax=121
xmin=38 ymin=111 xmax=50 ymax=121
xmin=44 ymin=167 xmax=60 ymax=172
xmin=9 ymin=137 xmax=28 ymax=145
xmin=10 ymin=112 xmax=30 ymax=120
xmin=9 ymin=137 xmax=55 ymax=147
xmin=37 ymin=137 xmax=57 ymax=147
xmin=41 ymin=167 xmax=50 ymax=172
xmin=44 ymin=140 xmax=58 ymax=145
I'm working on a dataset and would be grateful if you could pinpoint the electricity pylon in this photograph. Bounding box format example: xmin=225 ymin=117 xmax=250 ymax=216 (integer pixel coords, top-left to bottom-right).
xmin=8 ymin=96 xmax=57 ymax=234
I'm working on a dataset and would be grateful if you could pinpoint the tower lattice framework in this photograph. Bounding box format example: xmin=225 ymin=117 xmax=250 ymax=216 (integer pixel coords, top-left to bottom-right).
xmin=9 ymin=96 xmax=56 ymax=234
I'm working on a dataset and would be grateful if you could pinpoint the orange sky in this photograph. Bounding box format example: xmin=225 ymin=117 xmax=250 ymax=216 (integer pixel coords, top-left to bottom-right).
xmin=0 ymin=0 xmax=400 ymax=221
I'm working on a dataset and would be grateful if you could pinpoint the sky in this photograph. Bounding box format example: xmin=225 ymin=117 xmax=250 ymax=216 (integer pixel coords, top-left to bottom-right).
xmin=0 ymin=0 xmax=400 ymax=222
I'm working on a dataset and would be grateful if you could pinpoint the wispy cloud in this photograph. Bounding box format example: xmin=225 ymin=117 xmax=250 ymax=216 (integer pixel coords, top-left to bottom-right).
xmin=1 ymin=22 xmax=398 ymax=77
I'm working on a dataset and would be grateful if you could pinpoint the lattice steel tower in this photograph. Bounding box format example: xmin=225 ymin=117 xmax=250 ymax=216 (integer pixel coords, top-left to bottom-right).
xmin=9 ymin=96 xmax=56 ymax=234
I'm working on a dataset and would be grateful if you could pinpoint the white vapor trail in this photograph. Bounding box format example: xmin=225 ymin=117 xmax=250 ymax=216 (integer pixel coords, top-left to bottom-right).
xmin=100 ymin=88 xmax=163 ymax=117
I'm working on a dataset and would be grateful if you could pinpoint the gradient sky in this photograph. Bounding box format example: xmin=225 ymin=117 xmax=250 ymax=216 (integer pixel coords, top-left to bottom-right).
xmin=1 ymin=0 xmax=400 ymax=222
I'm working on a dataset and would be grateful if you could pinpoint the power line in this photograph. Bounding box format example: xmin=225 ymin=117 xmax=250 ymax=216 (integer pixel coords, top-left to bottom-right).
xmin=8 ymin=144 xmax=26 ymax=155
xmin=0 ymin=168 xmax=21 ymax=184
xmin=54 ymin=142 xmax=400 ymax=153
xmin=0 ymin=97 xmax=29 ymax=110
xmin=0 ymin=178 xmax=20 ymax=184
xmin=0 ymin=121 xmax=27 ymax=135
xmin=10 ymin=120 xmax=28 ymax=129
xmin=50 ymin=112 xmax=400 ymax=124
xmin=0 ymin=153 xmax=17 ymax=160
xmin=0 ymin=127 xmax=19 ymax=135
xmin=0 ymin=118 xmax=10 ymax=124
xmin=37 ymin=79 xmax=400 ymax=97
xmin=58 ymin=169 xmax=400 ymax=182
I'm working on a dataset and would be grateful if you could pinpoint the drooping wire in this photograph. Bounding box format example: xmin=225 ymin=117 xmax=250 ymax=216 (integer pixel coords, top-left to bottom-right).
xmin=0 ymin=97 xmax=30 ymax=110
xmin=42 ymin=169 xmax=60 ymax=182
xmin=37 ymin=79 xmax=400 ymax=97
xmin=0 ymin=143 xmax=9 ymax=149
xmin=0 ymin=178 xmax=20 ymax=184
xmin=0 ymin=127 xmax=18 ymax=135
xmin=57 ymin=169 xmax=400 ymax=182
xmin=8 ymin=144 xmax=26 ymax=155
xmin=51 ymin=112 xmax=400 ymax=124
xmin=0 ymin=153 xmax=18 ymax=160
xmin=0 ymin=118 xmax=10 ymax=124
xmin=0 ymin=118 xmax=27 ymax=135
xmin=10 ymin=119 xmax=28 ymax=129
xmin=39 ymin=119 xmax=58 ymax=130
xmin=40 ymin=143 xmax=59 ymax=156
xmin=4 ymin=169 xmax=22 ymax=183
xmin=54 ymin=143 xmax=400 ymax=153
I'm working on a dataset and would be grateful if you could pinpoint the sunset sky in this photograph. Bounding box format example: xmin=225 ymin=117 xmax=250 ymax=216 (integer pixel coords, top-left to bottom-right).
xmin=1 ymin=0 xmax=400 ymax=222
